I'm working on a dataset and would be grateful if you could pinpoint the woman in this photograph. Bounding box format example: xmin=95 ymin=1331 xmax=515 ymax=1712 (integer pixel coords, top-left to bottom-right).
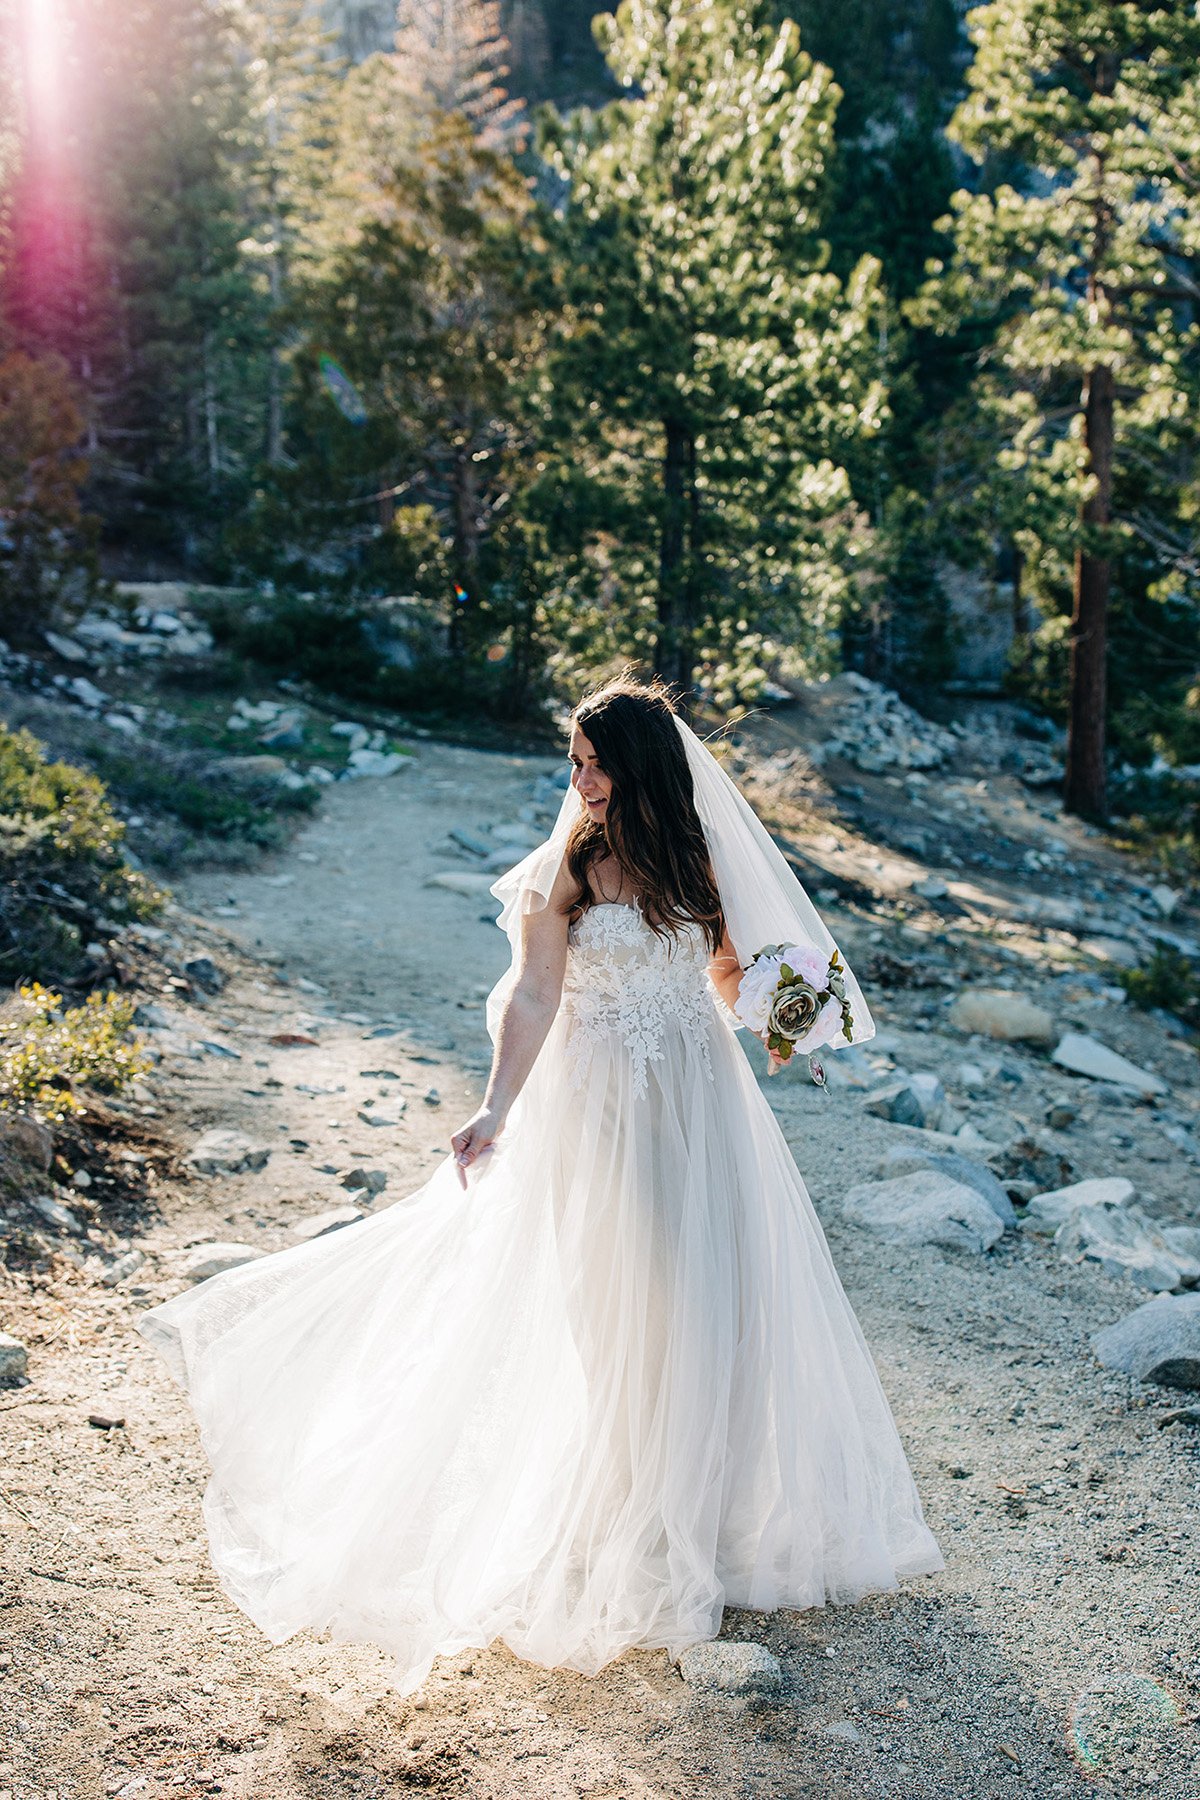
xmin=135 ymin=675 xmax=943 ymax=1697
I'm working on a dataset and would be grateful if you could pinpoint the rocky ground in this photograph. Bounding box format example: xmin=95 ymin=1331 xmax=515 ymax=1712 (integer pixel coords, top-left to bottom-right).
xmin=1 ymin=611 xmax=1199 ymax=1800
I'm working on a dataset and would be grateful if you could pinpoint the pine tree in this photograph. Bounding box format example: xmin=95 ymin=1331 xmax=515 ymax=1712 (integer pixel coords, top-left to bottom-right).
xmin=913 ymin=0 xmax=1200 ymax=821
xmin=392 ymin=0 xmax=526 ymax=145
xmin=300 ymin=104 xmax=542 ymax=660
xmin=538 ymin=0 xmax=888 ymax=698
xmin=236 ymin=0 xmax=342 ymax=465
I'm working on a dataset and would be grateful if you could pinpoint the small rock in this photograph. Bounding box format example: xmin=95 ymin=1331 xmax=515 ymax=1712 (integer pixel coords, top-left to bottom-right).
xmin=449 ymin=827 xmax=493 ymax=858
xmin=677 ymin=1641 xmax=783 ymax=1696
xmin=185 ymin=1128 xmax=271 ymax=1175
xmin=0 ymin=1113 xmax=53 ymax=1169
xmin=1163 ymin=1225 xmax=1200 ymax=1262
xmin=257 ymin=710 xmax=306 ymax=750
xmin=913 ymin=875 xmax=948 ymax=899
xmin=1024 ymin=1176 xmax=1136 ymax=1233
xmin=330 ymin=720 xmax=371 ymax=749
xmin=43 ymin=628 xmax=90 ymax=661
xmin=183 ymin=955 xmax=226 ymax=993
xmin=1050 ymin=1031 xmax=1168 ymax=1096
xmin=948 ymin=989 xmax=1056 ymax=1046
xmin=339 ymin=1167 xmax=388 ymax=1197
xmin=0 ymin=1331 xmax=29 ymax=1386
xmin=87 ymin=1409 xmax=125 ymax=1430
xmin=70 ymin=1168 xmax=93 ymax=1190
xmin=423 ymin=1088 xmax=441 ymax=1107
xmin=1047 ymin=1103 xmax=1077 ymax=1130
xmin=862 ymin=1079 xmax=924 ymax=1127
xmin=291 ymin=1205 xmax=365 ymax=1240
xmin=30 ymin=1192 xmax=84 ymax=1233
xmin=344 ymin=747 xmax=410 ymax=778
xmin=1150 ymin=884 xmax=1179 ymax=918
xmin=99 ymin=1249 xmax=146 ymax=1288
xmin=1092 ymin=1294 xmax=1200 ymax=1390
xmin=179 ymin=1241 xmax=266 ymax=1282
xmin=67 ymin=675 xmax=109 ymax=709
xmin=821 ymin=1721 xmax=863 ymax=1744
xmin=841 ymin=1171 xmax=1004 ymax=1254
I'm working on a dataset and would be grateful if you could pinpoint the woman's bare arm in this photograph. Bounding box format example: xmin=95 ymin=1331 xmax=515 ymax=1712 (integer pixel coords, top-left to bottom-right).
xmin=707 ymin=926 xmax=744 ymax=1011
xmin=449 ymin=863 xmax=573 ymax=1184
xmin=708 ymin=925 xmax=784 ymax=1074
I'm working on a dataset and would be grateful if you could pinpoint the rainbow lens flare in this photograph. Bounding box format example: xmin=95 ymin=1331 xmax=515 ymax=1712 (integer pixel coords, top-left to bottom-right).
xmin=1067 ymin=1672 xmax=1183 ymax=1775
xmin=318 ymin=355 xmax=368 ymax=425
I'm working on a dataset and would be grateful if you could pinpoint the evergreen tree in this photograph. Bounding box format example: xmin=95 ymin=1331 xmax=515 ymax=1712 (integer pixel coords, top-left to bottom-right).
xmin=538 ymin=0 xmax=888 ymax=698
xmin=236 ymin=0 xmax=342 ymax=466
xmin=393 ymin=0 xmax=526 ymax=145
xmin=300 ymin=105 xmax=543 ymax=663
xmin=914 ymin=0 xmax=1200 ymax=821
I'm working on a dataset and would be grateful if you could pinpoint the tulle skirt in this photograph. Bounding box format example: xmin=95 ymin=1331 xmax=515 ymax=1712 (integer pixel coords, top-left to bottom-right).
xmin=135 ymin=1011 xmax=944 ymax=1694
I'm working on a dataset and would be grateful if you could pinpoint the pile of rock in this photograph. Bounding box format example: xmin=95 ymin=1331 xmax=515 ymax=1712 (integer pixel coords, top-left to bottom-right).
xmin=1024 ymin=1176 xmax=1200 ymax=1294
xmin=806 ymin=673 xmax=960 ymax=773
xmin=45 ymin=594 xmax=214 ymax=666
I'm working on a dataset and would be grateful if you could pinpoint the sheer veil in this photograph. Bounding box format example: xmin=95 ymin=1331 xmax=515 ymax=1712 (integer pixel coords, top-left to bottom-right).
xmin=486 ymin=712 xmax=875 ymax=1049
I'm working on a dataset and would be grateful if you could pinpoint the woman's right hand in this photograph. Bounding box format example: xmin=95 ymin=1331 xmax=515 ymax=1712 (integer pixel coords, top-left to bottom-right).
xmin=449 ymin=1107 xmax=504 ymax=1189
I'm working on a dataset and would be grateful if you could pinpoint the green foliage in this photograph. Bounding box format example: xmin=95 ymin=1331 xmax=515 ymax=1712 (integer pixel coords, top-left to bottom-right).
xmin=911 ymin=0 xmax=1200 ymax=782
xmin=296 ymin=104 xmax=544 ymax=670
xmin=83 ymin=741 xmax=319 ymax=847
xmin=0 ymin=351 xmax=103 ymax=639
xmin=1117 ymin=942 xmax=1200 ymax=1031
xmin=537 ymin=0 xmax=889 ymax=697
xmin=0 ymin=982 xmax=153 ymax=1121
xmin=0 ymin=724 xmax=165 ymax=987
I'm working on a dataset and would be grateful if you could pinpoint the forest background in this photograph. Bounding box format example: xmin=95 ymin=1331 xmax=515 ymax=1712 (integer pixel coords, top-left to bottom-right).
xmin=2 ymin=0 xmax=1200 ymax=834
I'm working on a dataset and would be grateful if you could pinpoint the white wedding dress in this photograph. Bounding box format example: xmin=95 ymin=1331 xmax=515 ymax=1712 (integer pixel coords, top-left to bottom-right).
xmin=136 ymin=898 xmax=944 ymax=1695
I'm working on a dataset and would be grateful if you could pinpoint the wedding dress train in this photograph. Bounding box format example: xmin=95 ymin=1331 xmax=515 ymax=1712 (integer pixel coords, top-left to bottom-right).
xmin=135 ymin=898 xmax=944 ymax=1695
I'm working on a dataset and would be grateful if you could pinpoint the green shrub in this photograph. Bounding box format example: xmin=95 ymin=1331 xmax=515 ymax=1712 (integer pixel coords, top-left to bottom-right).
xmin=85 ymin=743 xmax=319 ymax=844
xmin=0 ymin=982 xmax=153 ymax=1120
xmin=0 ymin=725 xmax=165 ymax=985
xmin=1117 ymin=940 xmax=1200 ymax=1029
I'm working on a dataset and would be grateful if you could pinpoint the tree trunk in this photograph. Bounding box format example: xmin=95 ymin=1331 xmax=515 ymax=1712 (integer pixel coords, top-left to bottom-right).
xmin=656 ymin=420 xmax=693 ymax=695
xmin=448 ymin=445 xmax=480 ymax=664
xmin=1009 ymin=541 xmax=1031 ymax=679
xmin=1064 ymin=363 xmax=1114 ymax=822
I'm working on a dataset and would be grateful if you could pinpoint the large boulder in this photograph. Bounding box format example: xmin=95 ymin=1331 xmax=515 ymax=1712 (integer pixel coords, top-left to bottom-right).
xmin=1024 ymin=1176 xmax=1135 ymax=1234
xmin=876 ymin=1145 xmax=1016 ymax=1228
xmin=185 ymin=1129 xmax=271 ymax=1175
xmin=1091 ymin=1295 xmax=1200 ymax=1390
xmin=1055 ymin=1203 xmax=1200 ymax=1293
xmin=179 ymin=1241 xmax=266 ymax=1283
xmin=1050 ymin=1032 xmax=1168 ymax=1097
xmin=0 ymin=1331 xmax=28 ymax=1386
xmin=0 ymin=1113 xmax=53 ymax=1171
xmin=948 ymin=989 xmax=1057 ymax=1046
xmin=841 ymin=1170 xmax=1004 ymax=1254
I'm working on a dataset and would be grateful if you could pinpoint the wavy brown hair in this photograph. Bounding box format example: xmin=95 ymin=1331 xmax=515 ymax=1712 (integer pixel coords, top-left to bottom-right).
xmin=564 ymin=675 xmax=725 ymax=954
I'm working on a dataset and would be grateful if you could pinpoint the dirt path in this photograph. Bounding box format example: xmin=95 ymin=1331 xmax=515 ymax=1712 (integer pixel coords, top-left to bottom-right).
xmin=2 ymin=733 xmax=1198 ymax=1800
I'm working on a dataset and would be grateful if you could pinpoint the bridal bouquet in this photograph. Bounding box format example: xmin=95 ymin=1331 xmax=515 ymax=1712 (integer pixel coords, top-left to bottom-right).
xmin=734 ymin=943 xmax=854 ymax=1087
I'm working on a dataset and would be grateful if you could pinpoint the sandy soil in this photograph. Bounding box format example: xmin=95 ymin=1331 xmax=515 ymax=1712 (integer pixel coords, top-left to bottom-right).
xmin=1 ymin=728 xmax=1199 ymax=1800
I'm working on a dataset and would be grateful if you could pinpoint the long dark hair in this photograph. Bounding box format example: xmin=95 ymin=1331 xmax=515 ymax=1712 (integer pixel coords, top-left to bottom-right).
xmin=564 ymin=675 xmax=725 ymax=954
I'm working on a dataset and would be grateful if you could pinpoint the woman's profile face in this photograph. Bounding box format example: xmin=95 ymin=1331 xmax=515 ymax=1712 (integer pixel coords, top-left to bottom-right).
xmin=568 ymin=724 xmax=613 ymax=823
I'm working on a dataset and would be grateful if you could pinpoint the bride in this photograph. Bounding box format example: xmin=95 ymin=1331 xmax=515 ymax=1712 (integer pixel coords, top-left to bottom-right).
xmin=135 ymin=674 xmax=943 ymax=1696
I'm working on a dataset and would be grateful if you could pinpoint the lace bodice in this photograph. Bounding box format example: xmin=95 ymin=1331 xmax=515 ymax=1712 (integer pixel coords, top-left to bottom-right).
xmin=561 ymin=903 xmax=719 ymax=1098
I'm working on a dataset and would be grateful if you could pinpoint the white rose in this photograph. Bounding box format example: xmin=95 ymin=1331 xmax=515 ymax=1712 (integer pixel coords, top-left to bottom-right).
xmin=734 ymin=952 xmax=784 ymax=1033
